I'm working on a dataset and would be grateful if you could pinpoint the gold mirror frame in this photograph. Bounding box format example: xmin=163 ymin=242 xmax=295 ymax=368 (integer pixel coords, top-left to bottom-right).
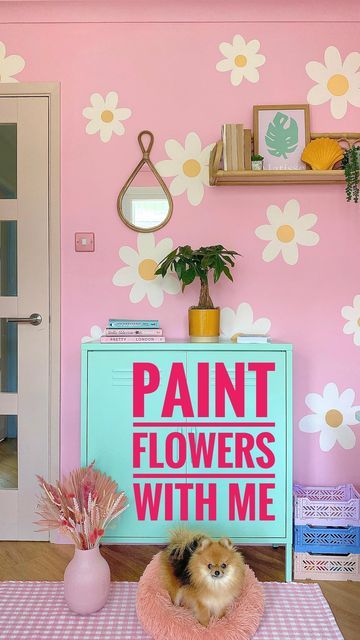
xmin=117 ymin=130 xmax=173 ymax=232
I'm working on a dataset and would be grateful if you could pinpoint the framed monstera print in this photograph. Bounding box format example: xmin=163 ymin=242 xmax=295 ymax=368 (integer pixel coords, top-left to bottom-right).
xmin=253 ymin=104 xmax=310 ymax=170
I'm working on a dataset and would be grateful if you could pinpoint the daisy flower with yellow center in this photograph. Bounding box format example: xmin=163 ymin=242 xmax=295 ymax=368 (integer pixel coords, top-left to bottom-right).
xmin=112 ymin=233 xmax=181 ymax=308
xmin=299 ymin=382 xmax=360 ymax=452
xmin=221 ymin=303 xmax=271 ymax=341
xmin=216 ymin=35 xmax=265 ymax=86
xmin=341 ymin=294 xmax=360 ymax=346
xmin=82 ymin=325 xmax=103 ymax=343
xmin=255 ymin=199 xmax=319 ymax=265
xmin=0 ymin=41 xmax=25 ymax=82
xmin=306 ymin=46 xmax=360 ymax=119
xmin=155 ymin=132 xmax=214 ymax=206
xmin=82 ymin=91 xmax=131 ymax=142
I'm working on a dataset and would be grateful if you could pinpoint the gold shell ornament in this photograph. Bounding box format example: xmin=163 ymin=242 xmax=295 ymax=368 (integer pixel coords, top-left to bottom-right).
xmin=301 ymin=138 xmax=344 ymax=170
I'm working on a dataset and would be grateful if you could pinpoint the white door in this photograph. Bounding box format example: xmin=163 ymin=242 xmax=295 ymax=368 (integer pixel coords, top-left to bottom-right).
xmin=0 ymin=96 xmax=50 ymax=540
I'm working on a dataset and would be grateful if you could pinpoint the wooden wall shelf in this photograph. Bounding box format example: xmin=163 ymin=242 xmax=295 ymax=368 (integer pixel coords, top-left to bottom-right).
xmin=209 ymin=132 xmax=360 ymax=186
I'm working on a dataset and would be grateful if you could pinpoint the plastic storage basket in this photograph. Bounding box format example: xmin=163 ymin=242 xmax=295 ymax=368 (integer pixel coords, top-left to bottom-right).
xmin=294 ymin=552 xmax=360 ymax=581
xmin=294 ymin=525 xmax=360 ymax=554
xmin=294 ymin=484 xmax=360 ymax=526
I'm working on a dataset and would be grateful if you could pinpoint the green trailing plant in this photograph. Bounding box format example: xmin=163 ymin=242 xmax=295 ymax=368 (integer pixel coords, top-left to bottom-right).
xmin=155 ymin=244 xmax=239 ymax=309
xmin=342 ymin=146 xmax=360 ymax=203
xmin=251 ymin=154 xmax=264 ymax=161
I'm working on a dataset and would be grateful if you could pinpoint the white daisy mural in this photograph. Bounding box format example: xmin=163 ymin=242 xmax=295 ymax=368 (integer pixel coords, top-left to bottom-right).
xmin=306 ymin=46 xmax=360 ymax=119
xmin=341 ymin=294 xmax=360 ymax=346
xmin=255 ymin=199 xmax=319 ymax=265
xmin=82 ymin=325 xmax=103 ymax=343
xmin=82 ymin=91 xmax=131 ymax=142
xmin=216 ymin=35 xmax=265 ymax=86
xmin=0 ymin=41 xmax=25 ymax=82
xmin=112 ymin=233 xmax=181 ymax=308
xmin=299 ymin=382 xmax=360 ymax=452
xmin=155 ymin=132 xmax=214 ymax=206
xmin=221 ymin=303 xmax=271 ymax=341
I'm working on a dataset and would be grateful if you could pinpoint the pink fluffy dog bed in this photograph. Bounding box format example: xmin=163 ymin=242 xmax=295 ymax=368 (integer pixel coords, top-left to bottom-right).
xmin=136 ymin=552 xmax=264 ymax=640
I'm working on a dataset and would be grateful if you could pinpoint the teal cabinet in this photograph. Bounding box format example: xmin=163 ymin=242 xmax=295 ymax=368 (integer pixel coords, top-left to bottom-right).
xmin=85 ymin=350 xmax=187 ymax=539
xmin=185 ymin=351 xmax=287 ymax=539
xmin=81 ymin=341 xmax=293 ymax=580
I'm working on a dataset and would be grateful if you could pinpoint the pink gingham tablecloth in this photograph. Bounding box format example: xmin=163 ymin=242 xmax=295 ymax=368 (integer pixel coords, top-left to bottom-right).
xmin=0 ymin=580 xmax=343 ymax=639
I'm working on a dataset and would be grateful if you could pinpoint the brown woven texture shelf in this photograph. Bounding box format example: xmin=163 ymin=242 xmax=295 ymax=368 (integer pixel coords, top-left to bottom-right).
xmin=209 ymin=132 xmax=360 ymax=186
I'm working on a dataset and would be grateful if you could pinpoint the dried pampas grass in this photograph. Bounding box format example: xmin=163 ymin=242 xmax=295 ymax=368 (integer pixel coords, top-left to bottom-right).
xmin=35 ymin=462 xmax=128 ymax=549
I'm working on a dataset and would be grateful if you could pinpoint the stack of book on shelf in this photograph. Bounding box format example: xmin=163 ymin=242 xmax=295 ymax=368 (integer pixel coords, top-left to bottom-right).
xmin=100 ymin=319 xmax=165 ymax=343
xmin=236 ymin=334 xmax=271 ymax=344
xmin=221 ymin=123 xmax=252 ymax=171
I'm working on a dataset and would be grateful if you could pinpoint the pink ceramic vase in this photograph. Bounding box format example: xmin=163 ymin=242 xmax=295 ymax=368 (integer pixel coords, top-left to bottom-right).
xmin=64 ymin=545 xmax=111 ymax=614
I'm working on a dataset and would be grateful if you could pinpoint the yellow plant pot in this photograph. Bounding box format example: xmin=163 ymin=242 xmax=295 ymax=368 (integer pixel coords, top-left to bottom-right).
xmin=188 ymin=307 xmax=220 ymax=343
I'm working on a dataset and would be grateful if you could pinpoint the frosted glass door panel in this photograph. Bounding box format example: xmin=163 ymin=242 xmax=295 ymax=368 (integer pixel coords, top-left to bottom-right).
xmin=0 ymin=124 xmax=17 ymax=199
xmin=0 ymin=416 xmax=18 ymax=489
xmin=0 ymin=318 xmax=18 ymax=393
xmin=0 ymin=221 xmax=17 ymax=296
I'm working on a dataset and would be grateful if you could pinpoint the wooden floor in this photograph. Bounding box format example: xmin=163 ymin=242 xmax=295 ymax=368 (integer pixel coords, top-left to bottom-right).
xmin=0 ymin=438 xmax=18 ymax=489
xmin=0 ymin=542 xmax=359 ymax=639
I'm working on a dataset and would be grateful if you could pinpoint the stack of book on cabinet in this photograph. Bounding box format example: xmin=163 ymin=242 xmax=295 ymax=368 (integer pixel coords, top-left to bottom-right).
xmin=221 ymin=123 xmax=252 ymax=171
xmin=101 ymin=319 xmax=165 ymax=343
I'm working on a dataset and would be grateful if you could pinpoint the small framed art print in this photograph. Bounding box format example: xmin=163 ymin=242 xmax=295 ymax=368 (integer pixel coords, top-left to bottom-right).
xmin=253 ymin=104 xmax=310 ymax=170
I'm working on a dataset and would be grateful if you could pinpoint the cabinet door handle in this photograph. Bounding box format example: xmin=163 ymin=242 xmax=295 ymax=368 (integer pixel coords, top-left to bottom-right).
xmin=6 ymin=313 xmax=42 ymax=326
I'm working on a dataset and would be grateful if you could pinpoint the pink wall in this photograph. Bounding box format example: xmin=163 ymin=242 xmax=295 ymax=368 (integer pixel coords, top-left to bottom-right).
xmin=2 ymin=1 xmax=360 ymax=488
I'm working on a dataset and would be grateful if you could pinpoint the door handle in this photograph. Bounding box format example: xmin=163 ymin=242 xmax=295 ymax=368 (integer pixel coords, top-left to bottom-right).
xmin=6 ymin=313 xmax=42 ymax=326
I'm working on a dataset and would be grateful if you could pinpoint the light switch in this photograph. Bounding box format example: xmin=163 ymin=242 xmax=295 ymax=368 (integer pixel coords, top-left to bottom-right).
xmin=75 ymin=232 xmax=95 ymax=252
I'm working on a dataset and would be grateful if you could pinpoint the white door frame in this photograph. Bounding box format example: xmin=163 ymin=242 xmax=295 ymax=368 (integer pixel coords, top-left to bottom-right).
xmin=0 ymin=83 xmax=60 ymax=531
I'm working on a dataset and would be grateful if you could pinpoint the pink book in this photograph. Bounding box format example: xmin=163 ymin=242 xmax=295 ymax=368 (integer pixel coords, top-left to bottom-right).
xmin=100 ymin=336 xmax=165 ymax=343
xmin=104 ymin=328 xmax=163 ymax=336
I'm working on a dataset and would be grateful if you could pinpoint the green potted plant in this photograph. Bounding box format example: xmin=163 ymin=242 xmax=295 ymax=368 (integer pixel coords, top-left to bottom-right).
xmin=342 ymin=146 xmax=360 ymax=203
xmin=251 ymin=154 xmax=264 ymax=171
xmin=155 ymin=244 xmax=239 ymax=342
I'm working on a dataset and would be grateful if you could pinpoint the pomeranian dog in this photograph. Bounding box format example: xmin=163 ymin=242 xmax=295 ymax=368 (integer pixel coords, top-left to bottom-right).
xmin=160 ymin=529 xmax=245 ymax=627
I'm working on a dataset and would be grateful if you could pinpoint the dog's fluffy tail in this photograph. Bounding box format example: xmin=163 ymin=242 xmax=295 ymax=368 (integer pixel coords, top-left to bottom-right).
xmin=165 ymin=528 xmax=208 ymax=585
xmin=167 ymin=528 xmax=206 ymax=559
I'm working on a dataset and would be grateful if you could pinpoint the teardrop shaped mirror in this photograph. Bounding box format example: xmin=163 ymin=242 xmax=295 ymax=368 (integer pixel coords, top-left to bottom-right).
xmin=117 ymin=130 xmax=173 ymax=232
